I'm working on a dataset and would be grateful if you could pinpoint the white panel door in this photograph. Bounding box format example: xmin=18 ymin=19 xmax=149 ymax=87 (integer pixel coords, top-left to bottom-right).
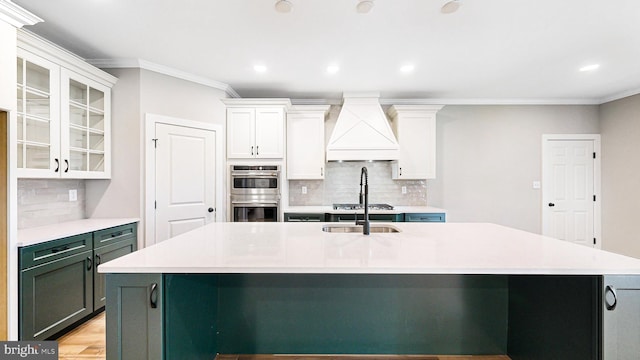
xmin=255 ymin=107 xmax=284 ymax=158
xmin=543 ymin=139 xmax=595 ymax=247
xmin=155 ymin=123 xmax=216 ymax=243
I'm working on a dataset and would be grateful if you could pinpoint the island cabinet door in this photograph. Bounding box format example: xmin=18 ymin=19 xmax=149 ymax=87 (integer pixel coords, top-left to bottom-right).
xmin=603 ymin=275 xmax=640 ymax=359
xmin=106 ymin=274 xmax=162 ymax=360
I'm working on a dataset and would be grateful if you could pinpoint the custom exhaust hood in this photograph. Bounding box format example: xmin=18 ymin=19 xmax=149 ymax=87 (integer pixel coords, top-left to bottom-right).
xmin=326 ymin=93 xmax=399 ymax=161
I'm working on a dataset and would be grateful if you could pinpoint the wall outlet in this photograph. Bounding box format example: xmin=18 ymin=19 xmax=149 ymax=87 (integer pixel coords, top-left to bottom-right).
xmin=301 ymin=186 xmax=307 ymax=195
xmin=401 ymin=186 xmax=407 ymax=194
xmin=69 ymin=189 xmax=78 ymax=201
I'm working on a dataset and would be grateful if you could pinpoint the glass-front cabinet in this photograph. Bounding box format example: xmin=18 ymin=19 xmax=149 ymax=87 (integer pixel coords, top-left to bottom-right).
xmin=16 ymin=50 xmax=60 ymax=177
xmin=61 ymin=69 xmax=111 ymax=177
xmin=16 ymin=32 xmax=114 ymax=179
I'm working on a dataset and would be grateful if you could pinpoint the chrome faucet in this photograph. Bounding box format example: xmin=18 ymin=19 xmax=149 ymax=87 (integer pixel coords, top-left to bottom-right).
xmin=356 ymin=166 xmax=370 ymax=235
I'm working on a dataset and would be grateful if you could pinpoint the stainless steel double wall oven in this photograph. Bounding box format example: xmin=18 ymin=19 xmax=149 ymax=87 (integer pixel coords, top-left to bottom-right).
xmin=230 ymin=165 xmax=280 ymax=222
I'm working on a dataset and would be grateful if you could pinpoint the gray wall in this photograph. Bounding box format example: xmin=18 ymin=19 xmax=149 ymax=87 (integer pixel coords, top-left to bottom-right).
xmin=428 ymin=105 xmax=600 ymax=234
xmin=600 ymin=94 xmax=640 ymax=258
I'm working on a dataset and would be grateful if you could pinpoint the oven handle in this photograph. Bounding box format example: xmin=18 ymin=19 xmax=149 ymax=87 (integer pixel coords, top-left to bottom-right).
xmin=231 ymin=201 xmax=279 ymax=206
xmin=231 ymin=172 xmax=279 ymax=178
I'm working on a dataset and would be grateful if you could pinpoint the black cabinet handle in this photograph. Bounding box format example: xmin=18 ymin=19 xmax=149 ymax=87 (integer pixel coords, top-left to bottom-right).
xmin=95 ymin=254 xmax=102 ymax=266
xmin=150 ymin=283 xmax=158 ymax=308
xmin=51 ymin=245 xmax=69 ymax=253
xmin=256 ymin=146 xmax=259 ymax=155
xmin=605 ymin=285 xmax=617 ymax=311
xmin=251 ymin=146 xmax=254 ymax=155
xmin=399 ymin=167 xmax=402 ymax=176
xmin=54 ymin=158 xmax=60 ymax=172
xmin=64 ymin=159 xmax=69 ymax=173
xmin=208 ymin=207 xmax=214 ymax=213
xmin=87 ymin=257 xmax=92 ymax=271
xmin=548 ymin=203 xmax=555 ymax=207
xmin=111 ymin=231 xmax=123 ymax=238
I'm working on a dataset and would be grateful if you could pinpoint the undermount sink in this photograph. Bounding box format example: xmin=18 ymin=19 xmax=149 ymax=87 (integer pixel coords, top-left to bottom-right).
xmin=322 ymin=224 xmax=401 ymax=233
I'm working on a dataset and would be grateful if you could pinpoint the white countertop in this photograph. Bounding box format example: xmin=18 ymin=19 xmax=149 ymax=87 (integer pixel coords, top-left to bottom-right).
xmin=18 ymin=218 xmax=140 ymax=247
xmin=99 ymin=222 xmax=640 ymax=275
xmin=284 ymin=206 xmax=447 ymax=214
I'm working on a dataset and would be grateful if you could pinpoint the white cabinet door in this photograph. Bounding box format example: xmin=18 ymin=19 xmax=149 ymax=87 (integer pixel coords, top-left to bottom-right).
xmin=60 ymin=69 xmax=111 ymax=179
xmin=287 ymin=106 xmax=328 ymax=179
xmin=226 ymin=108 xmax=255 ymax=158
xmin=255 ymin=107 xmax=284 ymax=158
xmin=388 ymin=105 xmax=442 ymax=180
xmin=16 ymin=49 xmax=61 ymax=178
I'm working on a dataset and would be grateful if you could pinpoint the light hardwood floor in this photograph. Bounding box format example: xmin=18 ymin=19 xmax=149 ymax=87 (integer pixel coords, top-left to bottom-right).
xmin=55 ymin=313 xmax=511 ymax=360
xmin=57 ymin=312 xmax=106 ymax=360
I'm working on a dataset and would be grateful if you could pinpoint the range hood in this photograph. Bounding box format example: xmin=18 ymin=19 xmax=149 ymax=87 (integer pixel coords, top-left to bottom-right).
xmin=326 ymin=93 xmax=399 ymax=161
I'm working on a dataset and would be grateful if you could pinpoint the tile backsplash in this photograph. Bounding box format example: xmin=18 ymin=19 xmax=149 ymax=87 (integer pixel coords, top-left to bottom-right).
xmin=289 ymin=161 xmax=427 ymax=206
xmin=18 ymin=179 xmax=86 ymax=229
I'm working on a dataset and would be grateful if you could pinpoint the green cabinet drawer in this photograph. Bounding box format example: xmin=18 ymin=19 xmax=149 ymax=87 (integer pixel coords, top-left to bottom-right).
xmin=20 ymin=250 xmax=94 ymax=340
xmin=19 ymin=233 xmax=92 ymax=270
xmin=284 ymin=213 xmax=326 ymax=222
xmin=328 ymin=213 xmax=405 ymax=222
xmin=93 ymin=223 xmax=137 ymax=248
xmin=404 ymin=213 xmax=446 ymax=222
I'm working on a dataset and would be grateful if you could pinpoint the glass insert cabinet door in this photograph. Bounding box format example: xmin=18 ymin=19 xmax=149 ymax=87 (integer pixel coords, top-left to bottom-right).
xmin=60 ymin=69 xmax=111 ymax=178
xmin=16 ymin=51 xmax=61 ymax=177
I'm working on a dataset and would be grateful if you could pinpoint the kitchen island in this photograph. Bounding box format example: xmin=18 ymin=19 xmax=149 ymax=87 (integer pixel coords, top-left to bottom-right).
xmin=99 ymin=222 xmax=640 ymax=360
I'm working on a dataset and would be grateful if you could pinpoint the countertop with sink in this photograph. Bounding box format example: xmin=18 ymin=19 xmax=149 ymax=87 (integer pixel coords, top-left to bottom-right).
xmin=99 ymin=221 xmax=640 ymax=275
xmin=17 ymin=218 xmax=140 ymax=247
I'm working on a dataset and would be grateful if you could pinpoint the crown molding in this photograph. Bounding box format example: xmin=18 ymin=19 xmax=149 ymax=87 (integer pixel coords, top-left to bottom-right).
xmin=88 ymin=58 xmax=240 ymax=98
xmin=598 ymin=87 xmax=640 ymax=105
xmin=0 ymin=0 xmax=42 ymax=28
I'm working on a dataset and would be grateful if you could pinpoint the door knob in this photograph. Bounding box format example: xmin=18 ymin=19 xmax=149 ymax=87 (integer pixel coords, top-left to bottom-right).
xmin=548 ymin=203 xmax=555 ymax=207
xmin=208 ymin=207 xmax=214 ymax=213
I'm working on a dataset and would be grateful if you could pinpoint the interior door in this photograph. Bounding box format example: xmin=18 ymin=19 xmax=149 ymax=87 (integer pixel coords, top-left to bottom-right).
xmin=542 ymin=138 xmax=596 ymax=247
xmin=155 ymin=123 xmax=216 ymax=243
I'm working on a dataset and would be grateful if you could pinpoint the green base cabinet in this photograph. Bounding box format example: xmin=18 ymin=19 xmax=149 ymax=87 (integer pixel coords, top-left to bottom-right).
xmin=106 ymin=274 xmax=162 ymax=360
xmin=19 ymin=233 xmax=94 ymax=341
xmin=19 ymin=222 xmax=137 ymax=341
xmin=404 ymin=213 xmax=446 ymax=222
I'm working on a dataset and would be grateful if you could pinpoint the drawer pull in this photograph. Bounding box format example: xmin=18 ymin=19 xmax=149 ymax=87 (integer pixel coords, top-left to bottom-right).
xmin=111 ymin=231 xmax=123 ymax=238
xmin=150 ymin=283 xmax=158 ymax=309
xmin=51 ymin=245 xmax=70 ymax=254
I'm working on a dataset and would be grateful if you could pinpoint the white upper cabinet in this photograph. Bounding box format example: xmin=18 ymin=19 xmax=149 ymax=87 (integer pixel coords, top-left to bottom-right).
xmin=222 ymin=99 xmax=291 ymax=159
xmin=286 ymin=105 xmax=329 ymax=179
xmin=16 ymin=30 xmax=116 ymax=179
xmin=388 ymin=105 xmax=443 ymax=180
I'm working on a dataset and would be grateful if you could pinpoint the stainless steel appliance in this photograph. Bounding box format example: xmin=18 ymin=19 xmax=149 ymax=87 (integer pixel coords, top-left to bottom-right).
xmin=230 ymin=165 xmax=280 ymax=222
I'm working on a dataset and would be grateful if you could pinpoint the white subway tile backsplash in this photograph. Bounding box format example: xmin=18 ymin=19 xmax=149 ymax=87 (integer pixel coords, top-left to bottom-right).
xmin=18 ymin=179 xmax=86 ymax=229
xmin=289 ymin=161 xmax=427 ymax=206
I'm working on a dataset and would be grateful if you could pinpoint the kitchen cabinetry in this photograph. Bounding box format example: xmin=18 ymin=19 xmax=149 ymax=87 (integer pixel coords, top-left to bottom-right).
xmin=19 ymin=233 xmax=94 ymax=341
xmin=106 ymin=273 xmax=163 ymax=360
xmin=404 ymin=212 xmax=446 ymax=222
xmin=19 ymin=222 xmax=137 ymax=340
xmin=284 ymin=212 xmax=326 ymax=222
xmin=328 ymin=213 xmax=404 ymax=222
xmin=388 ymin=105 xmax=443 ymax=180
xmin=286 ymin=105 xmax=330 ymax=179
xmin=16 ymin=30 xmax=116 ymax=179
xmin=603 ymin=275 xmax=640 ymax=359
xmin=222 ymin=99 xmax=291 ymax=159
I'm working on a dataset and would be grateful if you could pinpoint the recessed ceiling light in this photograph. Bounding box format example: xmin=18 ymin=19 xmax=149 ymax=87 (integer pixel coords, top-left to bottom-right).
xmin=274 ymin=0 xmax=293 ymax=13
xmin=441 ymin=0 xmax=461 ymax=14
xmin=400 ymin=64 xmax=415 ymax=73
xmin=327 ymin=65 xmax=340 ymax=74
xmin=254 ymin=65 xmax=267 ymax=73
xmin=356 ymin=0 xmax=374 ymax=13
xmin=579 ymin=64 xmax=600 ymax=72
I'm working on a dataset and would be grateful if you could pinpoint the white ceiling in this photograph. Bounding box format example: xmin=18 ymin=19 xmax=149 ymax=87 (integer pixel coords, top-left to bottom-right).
xmin=13 ymin=0 xmax=640 ymax=103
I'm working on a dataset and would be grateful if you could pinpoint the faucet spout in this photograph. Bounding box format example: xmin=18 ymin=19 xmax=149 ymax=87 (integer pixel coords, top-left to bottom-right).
xmin=356 ymin=167 xmax=370 ymax=235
